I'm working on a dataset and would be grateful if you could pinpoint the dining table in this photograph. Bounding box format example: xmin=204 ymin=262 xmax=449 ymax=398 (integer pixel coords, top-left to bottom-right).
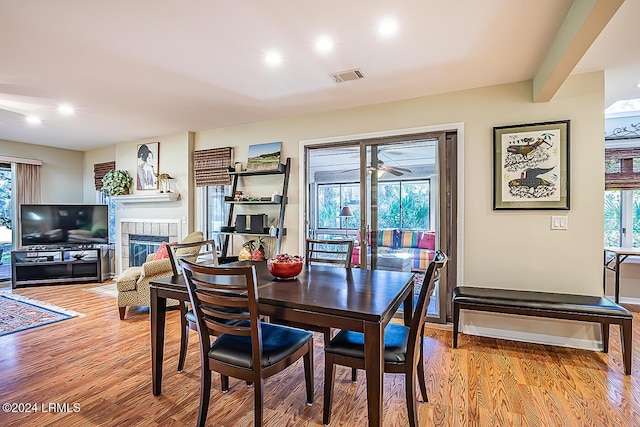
xmin=149 ymin=260 xmax=416 ymax=427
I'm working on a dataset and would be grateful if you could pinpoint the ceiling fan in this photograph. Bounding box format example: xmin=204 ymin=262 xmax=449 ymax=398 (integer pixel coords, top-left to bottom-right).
xmin=342 ymin=159 xmax=412 ymax=176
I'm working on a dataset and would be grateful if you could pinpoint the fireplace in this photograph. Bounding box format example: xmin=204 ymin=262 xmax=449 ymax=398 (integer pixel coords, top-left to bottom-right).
xmin=129 ymin=234 xmax=169 ymax=266
xmin=119 ymin=220 xmax=180 ymax=272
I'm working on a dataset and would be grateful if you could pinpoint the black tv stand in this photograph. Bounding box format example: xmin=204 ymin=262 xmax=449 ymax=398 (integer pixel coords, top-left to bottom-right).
xmin=11 ymin=246 xmax=111 ymax=288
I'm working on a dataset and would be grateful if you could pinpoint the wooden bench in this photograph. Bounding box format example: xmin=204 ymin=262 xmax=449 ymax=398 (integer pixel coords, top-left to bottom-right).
xmin=452 ymin=286 xmax=633 ymax=375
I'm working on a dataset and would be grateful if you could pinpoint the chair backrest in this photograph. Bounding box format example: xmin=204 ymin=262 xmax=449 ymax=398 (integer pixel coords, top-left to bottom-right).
xmin=407 ymin=250 xmax=447 ymax=363
xmin=181 ymin=261 xmax=263 ymax=372
xmin=168 ymin=239 xmax=218 ymax=276
xmin=306 ymin=238 xmax=354 ymax=268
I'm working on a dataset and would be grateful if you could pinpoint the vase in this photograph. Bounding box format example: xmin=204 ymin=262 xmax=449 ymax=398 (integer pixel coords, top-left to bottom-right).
xmin=238 ymin=246 xmax=251 ymax=261
xmin=251 ymin=248 xmax=265 ymax=261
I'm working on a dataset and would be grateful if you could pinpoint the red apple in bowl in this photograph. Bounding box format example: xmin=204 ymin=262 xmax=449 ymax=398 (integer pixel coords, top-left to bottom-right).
xmin=267 ymin=254 xmax=304 ymax=280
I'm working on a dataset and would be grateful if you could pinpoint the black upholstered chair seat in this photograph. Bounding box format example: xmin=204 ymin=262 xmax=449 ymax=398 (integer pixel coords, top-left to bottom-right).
xmin=209 ymin=321 xmax=313 ymax=369
xmin=325 ymin=322 xmax=409 ymax=363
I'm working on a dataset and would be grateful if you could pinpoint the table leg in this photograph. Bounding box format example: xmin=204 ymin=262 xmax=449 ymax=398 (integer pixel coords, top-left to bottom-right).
xmin=364 ymin=321 xmax=384 ymax=427
xmin=615 ymin=254 xmax=621 ymax=304
xmin=151 ymin=286 xmax=167 ymax=396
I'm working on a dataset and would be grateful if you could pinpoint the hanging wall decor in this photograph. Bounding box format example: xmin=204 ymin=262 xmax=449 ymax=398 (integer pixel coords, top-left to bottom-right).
xmin=493 ymin=120 xmax=570 ymax=210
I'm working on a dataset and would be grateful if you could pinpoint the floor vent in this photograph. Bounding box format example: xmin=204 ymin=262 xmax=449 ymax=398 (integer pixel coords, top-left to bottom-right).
xmin=331 ymin=68 xmax=366 ymax=83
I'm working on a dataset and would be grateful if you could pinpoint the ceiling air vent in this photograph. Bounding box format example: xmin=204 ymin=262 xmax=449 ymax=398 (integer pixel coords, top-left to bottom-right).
xmin=331 ymin=68 xmax=366 ymax=83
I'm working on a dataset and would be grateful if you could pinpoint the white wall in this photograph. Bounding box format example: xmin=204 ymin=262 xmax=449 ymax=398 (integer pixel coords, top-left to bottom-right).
xmin=83 ymin=145 xmax=116 ymax=202
xmin=195 ymin=72 xmax=605 ymax=347
xmin=83 ymin=72 xmax=606 ymax=346
xmin=196 ymin=73 xmax=604 ymax=291
xmin=1 ymin=139 xmax=84 ymax=203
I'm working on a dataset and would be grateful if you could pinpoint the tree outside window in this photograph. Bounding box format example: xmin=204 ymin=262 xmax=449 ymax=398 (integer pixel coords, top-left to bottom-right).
xmin=317 ymin=180 xmax=429 ymax=231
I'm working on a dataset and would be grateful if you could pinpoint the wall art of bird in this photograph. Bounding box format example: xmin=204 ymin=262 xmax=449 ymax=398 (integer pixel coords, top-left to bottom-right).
xmin=508 ymin=166 xmax=555 ymax=188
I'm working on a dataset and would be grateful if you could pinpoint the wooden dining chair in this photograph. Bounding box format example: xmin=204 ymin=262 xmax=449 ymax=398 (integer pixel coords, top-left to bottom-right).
xmin=306 ymin=238 xmax=354 ymax=268
xmin=322 ymin=250 xmax=447 ymax=427
xmin=181 ymin=260 xmax=314 ymax=427
xmin=271 ymin=238 xmax=354 ymax=342
xmin=166 ymin=239 xmax=220 ymax=372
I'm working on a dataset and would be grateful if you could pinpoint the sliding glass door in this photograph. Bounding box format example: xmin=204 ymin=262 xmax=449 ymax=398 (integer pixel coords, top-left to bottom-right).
xmin=305 ymin=130 xmax=456 ymax=324
xmin=361 ymin=138 xmax=446 ymax=323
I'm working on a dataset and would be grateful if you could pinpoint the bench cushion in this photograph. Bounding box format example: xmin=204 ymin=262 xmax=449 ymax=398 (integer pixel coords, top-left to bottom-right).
xmin=453 ymin=286 xmax=632 ymax=319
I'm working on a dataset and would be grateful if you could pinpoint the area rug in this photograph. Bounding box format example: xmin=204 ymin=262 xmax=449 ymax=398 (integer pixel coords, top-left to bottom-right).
xmin=86 ymin=282 xmax=117 ymax=298
xmin=0 ymin=291 xmax=82 ymax=337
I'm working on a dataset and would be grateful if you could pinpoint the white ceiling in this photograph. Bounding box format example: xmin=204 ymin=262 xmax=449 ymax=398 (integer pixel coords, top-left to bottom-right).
xmin=0 ymin=0 xmax=638 ymax=152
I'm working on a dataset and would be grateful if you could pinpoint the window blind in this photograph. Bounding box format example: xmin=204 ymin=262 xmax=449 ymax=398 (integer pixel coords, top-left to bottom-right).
xmin=194 ymin=147 xmax=232 ymax=187
xmin=94 ymin=161 xmax=115 ymax=190
xmin=605 ymin=147 xmax=640 ymax=190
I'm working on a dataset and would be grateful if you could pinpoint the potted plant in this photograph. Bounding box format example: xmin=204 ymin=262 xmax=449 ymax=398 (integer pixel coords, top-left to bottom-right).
xmin=102 ymin=170 xmax=133 ymax=196
xmin=238 ymin=238 xmax=267 ymax=261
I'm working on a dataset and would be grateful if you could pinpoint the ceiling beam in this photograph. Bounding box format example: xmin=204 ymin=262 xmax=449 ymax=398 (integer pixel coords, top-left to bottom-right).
xmin=532 ymin=0 xmax=624 ymax=103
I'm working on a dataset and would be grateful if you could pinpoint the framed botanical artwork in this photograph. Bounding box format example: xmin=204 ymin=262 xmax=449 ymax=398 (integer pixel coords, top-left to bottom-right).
xmin=246 ymin=142 xmax=282 ymax=171
xmin=493 ymin=120 xmax=570 ymax=210
xmin=136 ymin=142 xmax=159 ymax=190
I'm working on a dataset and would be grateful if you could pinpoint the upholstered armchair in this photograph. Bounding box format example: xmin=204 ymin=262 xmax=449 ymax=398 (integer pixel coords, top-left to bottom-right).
xmin=117 ymin=231 xmax=204 ymax=319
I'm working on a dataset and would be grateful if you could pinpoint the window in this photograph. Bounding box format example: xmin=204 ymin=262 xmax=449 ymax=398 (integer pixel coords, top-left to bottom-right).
xmin=604 ymin=190 xmax=621 ymax=246
xmin=378 ymin=180 xmax=430 ymax=229
xmin=605 ymin=189 xmax=640 ymax=247
xmin=317 ymin=183 xmax=360 ymax=230
xmin=316 ymin=180 xmax=429 ymax=231
xmin=204 ymin=185 xmax=229 ymax=241
xmin=604 ymin=143 xmax=640 ymax=247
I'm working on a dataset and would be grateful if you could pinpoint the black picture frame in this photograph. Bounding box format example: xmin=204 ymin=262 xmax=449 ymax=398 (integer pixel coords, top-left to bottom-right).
xmin=493 ymin=120 xmax=570 ymax=210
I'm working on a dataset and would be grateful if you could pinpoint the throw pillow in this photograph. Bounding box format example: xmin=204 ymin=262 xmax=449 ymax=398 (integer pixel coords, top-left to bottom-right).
xmin=418 ymin=232 xmax=436 ymax=250
xmin=153 ymin=242 xmax=173 ymax=261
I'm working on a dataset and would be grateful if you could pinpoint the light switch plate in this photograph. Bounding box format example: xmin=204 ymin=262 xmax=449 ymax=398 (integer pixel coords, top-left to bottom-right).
xmin=551 ymin=215 xmax=568 ymax=230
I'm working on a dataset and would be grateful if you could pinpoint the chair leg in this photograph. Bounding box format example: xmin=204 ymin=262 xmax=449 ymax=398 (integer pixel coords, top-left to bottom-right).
xmin=351 ymin=368 xmax=357 ymax=382
xmin=418 ymin=330 xmax=428 ymax=402
xmin=197 ymin=368 xmax=212 ymax=427
xmin=405 ymin=364 xmax=419 ymax=427
xmin=118 ymin=306 xmax=126 ymax=320
xmin=303 ymin=342 xmax=314 ymax=405
xmin=221 ymin=375 xmax=229 ymax=392
xmin=254 ymin=378 xmax=264 ymax=427
xmin=323 ymin=354 xmax=336 ymax=426
xmin=177 ymin=303 xmax=189 ymax=372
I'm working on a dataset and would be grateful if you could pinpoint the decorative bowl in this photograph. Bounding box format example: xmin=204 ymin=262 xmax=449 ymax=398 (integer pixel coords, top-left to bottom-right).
xmin=267 ymin=257 xmax=304 ymax=280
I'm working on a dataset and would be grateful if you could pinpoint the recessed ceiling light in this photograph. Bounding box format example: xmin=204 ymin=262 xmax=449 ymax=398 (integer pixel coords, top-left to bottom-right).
xmin=264 ymin=51 xmax=282 ymax=67
xmin=57 ymin=104 xmax=75 ymax=115
xmin=636 ymin=82 xmax=640 ymax=88
xmin=26 ymin=115 xmax=41 ymax=125
xmin=315 ymin=36 xmax=334 ymax=53
xmin=377 ymin=18 xmax=398 ymax=37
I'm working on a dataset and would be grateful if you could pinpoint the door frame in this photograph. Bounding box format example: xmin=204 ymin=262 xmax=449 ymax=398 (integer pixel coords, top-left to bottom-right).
xmin=299 ymin=123 xmax=464 ymax=323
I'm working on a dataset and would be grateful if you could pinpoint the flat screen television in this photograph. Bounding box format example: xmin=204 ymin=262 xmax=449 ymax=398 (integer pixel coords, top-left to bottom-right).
xmin=20 ymin=204 xmax=109 ymax=247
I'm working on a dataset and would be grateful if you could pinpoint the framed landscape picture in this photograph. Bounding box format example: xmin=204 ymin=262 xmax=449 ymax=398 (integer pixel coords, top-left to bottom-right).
xmin=493 ymin=120 xmax=570 ymax=210
xmin=246 ymin=142 xmax=282 ymax=171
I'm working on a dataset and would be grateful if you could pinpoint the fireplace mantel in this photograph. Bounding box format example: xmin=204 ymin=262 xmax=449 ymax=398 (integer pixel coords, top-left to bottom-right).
xmin=112 ymin=193 xmax=179 ymax=204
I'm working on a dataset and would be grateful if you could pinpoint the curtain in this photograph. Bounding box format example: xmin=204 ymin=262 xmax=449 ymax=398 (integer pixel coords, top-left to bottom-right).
xmin=13 ymin=163 xmax=41 ymax=247
xmin=605 ymin=147 xmax=640 ymax=190
xmin=94 ymin=161 xmax=115 ymax=191
xmin=194 ymin=147 xmax=232 ymax=187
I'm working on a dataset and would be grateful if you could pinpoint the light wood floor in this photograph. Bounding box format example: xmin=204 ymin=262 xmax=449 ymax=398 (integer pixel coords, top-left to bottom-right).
xmin=1 ymin=282 xmax=640 ymax=426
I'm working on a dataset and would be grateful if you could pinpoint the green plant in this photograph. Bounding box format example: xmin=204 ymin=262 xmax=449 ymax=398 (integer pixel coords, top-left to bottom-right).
xmin=242 ymin=237 xmax=267 ymax=251
xmin=102 ymin=170 xmax=133 ymax=196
